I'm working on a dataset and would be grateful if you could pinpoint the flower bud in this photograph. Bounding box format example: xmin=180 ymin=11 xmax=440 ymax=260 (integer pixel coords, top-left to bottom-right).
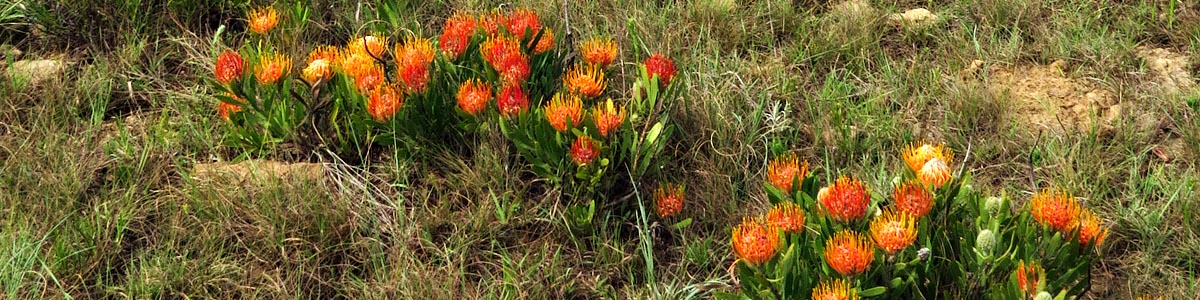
xmin=917 ymin=247 xmax=931 ymax=261
xmin=984 ymin=196 xmax=1005 ymax=216
xmin=975 ymin=229 xmax=995 ymax=258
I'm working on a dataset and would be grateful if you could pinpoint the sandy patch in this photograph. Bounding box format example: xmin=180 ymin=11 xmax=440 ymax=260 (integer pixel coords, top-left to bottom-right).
xmin=888 ymin=8 xmax=939 ymax=28
xmin=984 ymin=60 xmax=1121 ymax=132
xmin=1136 ymin=46 xmax=1195 ymax=94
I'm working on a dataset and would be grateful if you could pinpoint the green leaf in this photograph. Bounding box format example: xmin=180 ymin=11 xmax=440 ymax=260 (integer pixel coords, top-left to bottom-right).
xmin=859 ymin=286 xmax=886 ymax=297
xmin=674 ymin=218 xmax=693 ymax=229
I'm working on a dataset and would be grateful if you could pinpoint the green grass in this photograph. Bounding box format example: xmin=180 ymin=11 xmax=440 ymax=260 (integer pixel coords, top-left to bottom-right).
xmin=2 ymin=0 xmax=1199 ymax=299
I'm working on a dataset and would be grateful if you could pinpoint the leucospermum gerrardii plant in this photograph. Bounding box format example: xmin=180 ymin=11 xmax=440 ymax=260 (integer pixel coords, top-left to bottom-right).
xmin=721 ymin=142 xmax=1111 ymax=300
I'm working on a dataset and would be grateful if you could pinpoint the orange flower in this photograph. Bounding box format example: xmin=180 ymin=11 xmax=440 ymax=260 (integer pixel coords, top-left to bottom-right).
xmin=496 ymin=85 xmax=528 ymax=117
xmin=569 ymin=136 xmax=600 ymax=165
xmin=893 ymin=181 xmax=934 ymax=219
xmin=918 ymin=157 xmax=952 ymax=188
xmin=349 ymin=35 xmax=389 ymax=58
xmin=531 ymin=28 xmax=555 ymax=54
xmin=870 ymin=210 xmax=918 ymax=254
xmin=811 ymin=279 xmax=858 ymax=300
xmin=654 ymin=183 xmax=685 ymax=218
xmin=505 ymin=8 xmax=542 ymax=38
xmin=497 ymin=53 xmax=530 ymax=86
xmin=216 ymin=93 xmax=244 ymax=121
xmin=644 ymin=53 xmax=677 ymax=87
xmin=439 ymin=12 xmax=476 ymax=59
xmin=592 ymin=99 xmax=626 ymax=137
xmin=766 ymin=153 xmax=808 ymax=193
xmin=564 ymin=63 xmax=607 ymax=98
xmin=764 ymin=202 xmax=806 ymax=234
xmin=214 ymin=50 xmax=244 ymax=85
xmin=367 ymin=83 xmax=403 ymax=121
xmin=308 ymin=45 xmax=339 ymax=63
xmin=1077 ymin=208 xmax=1108 ymax=247
xmin=337 ymin=51 xmax=377 ymax=79
xmin=580 ymin=37 xmax=618 ymax=67
xmin=394 ymin=36 xmax=436 ymax=94
xmin=818 ymin=176 xmax=870 ymax=223
xmin=247 ymin=6 xmax=279 ymax=34
xmin=353 ymin=65 xmax=385 ymax=93
xmin=901 ymin=143 xmax=953 ymax=172
xmin=823 ymin=230 xmax=875 ymax=276
xmin=544 ymin=93 xmax=584 ymax=132
xmin=1029 ymin=189 xmax=1081 ymax=234
xmin=456 ymin=79 xmax=492 ymax=115
xmin=1015 ymin=260 xmax=1042 ymax=296
xmin=478 ymin=11 xmax=502 ymax=36
xmin=254 ymin=53 xmax=291 ymax=85
xmin=481 ymin=35 xmax=520 ymax=67
xmin=301 ymin=59 xmax=333 ymax=84
xmin=731 ymin=217 xmax=780 ymax=265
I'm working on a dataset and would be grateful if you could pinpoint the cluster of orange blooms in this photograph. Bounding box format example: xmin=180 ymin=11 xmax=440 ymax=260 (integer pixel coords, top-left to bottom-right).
xmin=1029 ymin=189 xmax=1109 ymax=247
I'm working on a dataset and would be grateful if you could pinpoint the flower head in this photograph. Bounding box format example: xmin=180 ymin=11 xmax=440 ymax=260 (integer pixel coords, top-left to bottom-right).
xmin=765 ymin=202 xmax=806 ymax=234
xmin=1077 ymin=208 xmax=1108 ymax=247
xmin=301 ymin=59 xmax=333 ymax=84
xmin=456 ymin=79 xmax=492 ymax=116
xmin=893 ymin=181 xmax=934 ymax=219
xmin=811 ymin=279 xmax=858 ymax=300
xmin=337 ymin=51 xmax=377 ymax=79
xmin=214 ymin=50 xmax=244 ymax=85
xmin=766 ymin=154 xmax=808 ymax=193
xmin=394 ymin=36 xmax=436 ymax=94
xmin=644 ymin=53 xmax=677 ymax=87
xmin=564 ymin=63 xmax=607 ymax=98
xmin=505 ymin=8 xmax=542 ymax=38
xmin=823 ymin=230 xmax=875 ymax=276
xmin=592 ymin=99 xmax=626 ymax=137
xmin=870 ymin=210 xmax=918 ymax=254
xmin=247 ymin=6 xmax=279 ymax=34
xmin=481 ymin=35 xmax=521 ymax=67
xmin=1015 ymin=260 xmax=1042 ymax=296
xmin=902 ymin=143 xmax=953 ymax=176
xmin=308 ymin=45 xmax=339 ymax=63
xmin=478 ymin=11 xmax=502 ymax=36
xmin=353 ymin=65 xmax=385 ymax=93
xmin=367 ymin=83 xmax=403 ymax=121
xmin=531 ymin=28 xmax=555 ymax=54
xmin=569 ymin=136 xmax=600 ymax=165
xmin=580 ymin=37 xmax=619 ymax=68
xmin=496 ymin=85 xmax=529 ymax=117
xmin=349 ymin=35 xmax=389 ymax=58
xmin=654 ymin=183 xmax=685 ymax=218
xmin=1029 ymin=189 xmax=1081 ymax=234
xmin=497 ymin=52 xmax=530 ymax=86
xmin=918 ymin=157 xmax=952 ymax=188
xmin=254 ymin=52 xmax=291 ymax=85
xmin=819 ymin=176 xmax=870 ymax=223
xmin=731 ymin=217 xmax=781 ymax=265
xmin=544 ymin=93 xmax=584 ymax=132
xmin=440 ymin=12 xmax=477 ymax=59
xmin=217 ymin=93 xmax=244 ymax=121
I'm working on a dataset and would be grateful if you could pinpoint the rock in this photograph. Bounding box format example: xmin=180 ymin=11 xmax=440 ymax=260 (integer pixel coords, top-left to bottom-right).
xmin=888 ymin=8 xmax=939 ymax=28
xmin=192 ymin=160 xmax=326 ymax=184
xmin=8 ymin=59 xmax=66 ymax=85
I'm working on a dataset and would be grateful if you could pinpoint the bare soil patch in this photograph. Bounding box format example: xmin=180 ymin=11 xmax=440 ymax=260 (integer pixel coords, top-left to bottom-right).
xmin=1136 ymin=46 xmax=1195 ymax=94
xmin=984 ymin=60 xmax=1121 ymax=133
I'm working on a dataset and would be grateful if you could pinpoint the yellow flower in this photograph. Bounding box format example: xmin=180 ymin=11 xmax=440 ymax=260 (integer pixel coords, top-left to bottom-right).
xmin=591 ymin=99 xmax=626 ymax=137
xmin=869 ymin=210 xmax=918 ymax=254
xmin=902 ymin=142 xmax=954 ymax=187
xmin=349 ymin=35 xmax=389 ymax=58
xmin=247 ymin=6 xmax=279 ymax=34
xmin=563 ymin=63 xmax=607 ymax=98
xmin=580 ymin=37 xmax=619 ymax=67
xmin=1077 ymin=208 xmax=1108 ymax=247
xmin=812 ymin=279 xmax=858 ymax=300
xmin=301 ymin=59 xmax=332 ymax=84
xmin=544 ymin=93 xmax=584 ymax=132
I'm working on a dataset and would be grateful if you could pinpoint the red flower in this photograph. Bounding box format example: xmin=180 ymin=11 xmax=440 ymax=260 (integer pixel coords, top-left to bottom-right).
xmin=569 ymin=136 xmax=600 ymax=165
xmin=505 ymin=8 xmax=541 ymax=38
xmin=214 ymin=50 xmax=244 ymax=85
xmin=367 ymin=83 xmax=403 ymax=121
xmin=456 ymin=79 xmax=492 ymax=116
xmin=394 ymin=37 xmax=436 ymax=94
xmin=644 ymin=53 xmax=677 ymax=87
xmin=498 ymin=53 xmax=530 ymax=86
xmin=496 ymin=85 xmax=529 ymax=117
xmin=478 ymin=11 xmax=502 ymax=36
xmin=818 ymin=176 xmax=870 ymax=223
xmin=654 ymin=183 xmax=685 ymax=218
xmin=354 ymin=66 xmax=385 ymax=93
xmin=439 ymin=12 xmax=476 ymax=59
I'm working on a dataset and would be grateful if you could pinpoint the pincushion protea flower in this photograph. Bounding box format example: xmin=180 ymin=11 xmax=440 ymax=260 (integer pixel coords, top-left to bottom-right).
xmin=353 ymin=65 xmax=385 ymax=93
xmin=918 ymin=157 xmax=952 ymax=188
xmin=564 ymin=63 xmax=607 ymax=98
xmin=870 ymin=210 xmax=918 ymax=254
xmin=893 ymin=181 xmax=934 ymax=219
xmin=580 ymin=37 xmax=618 ymax=67
xmin=902 ymin=142 xmax=954 ymax=187
xmin=1015 ymin=260 xmax=1042 ymax=296
xmin=301 ymin=59 xmax=333 ymax=84
xmin=247 ymin=6 xmax=279 ymax=34
xmin=337 ymin=51 xmax=377 ymax=79
xmin=456 ymin=79 xmax=492 ymax=116
xmin=496 ymin=85 xmax=529 ymax=117
xmin=367 ymin=83 xmax=403 ymax=121
xmin=811 ymin=279 xmax=858 ymax=300
xmin=731 ymin=217 xmax=780 ymax=265
xmin=569 ymin=136 xmax=600 ymax=165
xmin=309 ymin=46 xmax=339 ymax=63
xmin=439 ymin=12 xmax=476 ymax=59
xmin=497 ymin=53 xmax=530 ymax=86
xmin=765 ymin=202 xmax=806 ymax=234
xmin=478 ymin=11 xmax=502 ymax=36
xmin=1077 ymin=208 xmax=1108 ymax=246
xmin=481 ymin=35 xmax=520 ymax=67
xmin=217 ymin=93 xmax=244 ymax=121
xmin=823 ymin=230 xmax=875 ymax=276
xmin=644 ymin=53 xmax=677 ymax=87
xmin=1029 ymin=189 xmax=1081 ymax=234
xmin=505 ymin=8 xmax=542 ymax=38
xmin=592 ymin=99 xmax=626 ymax=137
xmin=394 ymin=36 xmax=436 ymax=94
xmin=818 ymin=176 xmax=870 ymax=223
xmin=254 ymin=52 xmax=291 ymax=85
xmin=531 ymin=28 xmax=554 ymax=54
xmin=654 ymin=183 xmax=684 ymax=218
xmin=214 ymin=50 xmax=244 ymax=85
xmin=544 ymin=93 xmax=583 ymax=132
xmin=349 ymin=35 xmax=389 ymax=58
xmin=766 ymin=153 xmax=808 ymax=193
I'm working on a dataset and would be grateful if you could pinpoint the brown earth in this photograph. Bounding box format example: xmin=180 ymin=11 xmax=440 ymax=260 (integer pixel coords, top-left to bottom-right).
xmin=984 ymin=60 xmax=1121 ymax=133
xmin=1136 ymin=46 xmax=1195 ymax=94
